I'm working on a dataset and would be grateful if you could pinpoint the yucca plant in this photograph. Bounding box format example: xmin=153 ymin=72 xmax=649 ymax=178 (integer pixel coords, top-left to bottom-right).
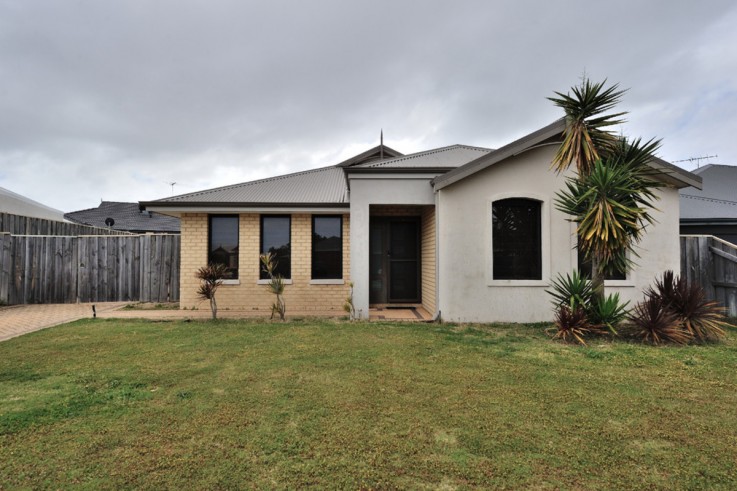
xmin=260 ymin=252 xmax=286 ymax=321
xmin=547 ymin=270 xmax=594 ymax=311
xmin=646 ymin=270 xmax=728 ymax=342
xmin=589 ymin=292 xmax=629 ymax=335
xmin=629 ymin=296 xmax=690 ymax=345
xmin=549 ymin=305 xmax=601 ymax=346
xmin=195 ymin=263 xmax=228 ymax=320
xmin=548 ymin=78 xmax=627 ymax=176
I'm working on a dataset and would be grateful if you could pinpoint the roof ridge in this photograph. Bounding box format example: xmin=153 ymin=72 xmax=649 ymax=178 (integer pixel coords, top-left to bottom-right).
xmin=163 ymin=164 xmax=339 ymax=202
xmin=363 ymin=144 xmax=491 ymax=168
xmin=682 ymin=194 xmax=737 ymax=206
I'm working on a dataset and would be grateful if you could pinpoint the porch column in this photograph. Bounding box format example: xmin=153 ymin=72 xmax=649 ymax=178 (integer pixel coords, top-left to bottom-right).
xmin=349 ymin=200 xmax=370 ymax=318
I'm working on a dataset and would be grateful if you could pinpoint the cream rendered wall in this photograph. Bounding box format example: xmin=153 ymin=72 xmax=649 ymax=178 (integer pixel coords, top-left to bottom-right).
xmin=436 ymin=145 xmax=682 ymax=323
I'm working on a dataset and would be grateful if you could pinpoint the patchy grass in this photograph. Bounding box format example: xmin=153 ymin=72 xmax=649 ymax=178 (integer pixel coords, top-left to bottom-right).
xmin=122 ymin=302 xmax=180 ymax=310
xmin=0 ymin=319 xmax=736 ymax=489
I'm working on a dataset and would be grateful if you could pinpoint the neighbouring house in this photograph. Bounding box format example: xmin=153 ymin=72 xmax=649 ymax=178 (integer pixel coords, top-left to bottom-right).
xmin=680 ymin=164 xmax=737 ymax=245
xmin=65 ymin=201 xmax=180 ymax=234
xmin=0 ymin=186 xmax=67 ymax=222
xmin=141 ymin=119 xmax=701 ymax=322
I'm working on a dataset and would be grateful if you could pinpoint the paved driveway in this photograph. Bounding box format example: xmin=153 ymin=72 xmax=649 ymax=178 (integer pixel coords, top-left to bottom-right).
xmin=0 ymin=303 xmax=128 ymax=342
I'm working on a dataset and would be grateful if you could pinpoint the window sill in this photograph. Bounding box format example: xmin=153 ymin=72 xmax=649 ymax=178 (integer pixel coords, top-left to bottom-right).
xmin=603 ymin=280 xmax=636 ymax=288
xmin=221 ymin=279 xmax=240 ymax=286
xmin=257 ymin=279 xmax=293 ymax=285
xmin=309 ymin=279 xmax=345 ymax=285
xmin=487 ymin=279 xmax=549 ymax=287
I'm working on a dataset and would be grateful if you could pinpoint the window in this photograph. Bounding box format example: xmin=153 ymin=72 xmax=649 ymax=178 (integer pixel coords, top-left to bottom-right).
xmin=260 ymin=216 xmax=291 ymax=279
xmin=312 ymin=216 xmax=342 ymax=279
xmin=209 ymin=215 xmax=239 ymax=279
xmin=492 ymin=198 xmax=542 ymax=280
xmin=577 ymin=244 xmax=627 ymax=280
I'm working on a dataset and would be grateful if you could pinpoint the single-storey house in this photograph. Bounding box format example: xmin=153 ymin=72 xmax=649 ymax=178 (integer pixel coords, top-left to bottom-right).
xmin=680 ymin=164 xmax=737 ymax=245
xmin=65 ymin=201 xmax=181 ymax=234
xmin=141 ymin=119 xmax=701 ymax=322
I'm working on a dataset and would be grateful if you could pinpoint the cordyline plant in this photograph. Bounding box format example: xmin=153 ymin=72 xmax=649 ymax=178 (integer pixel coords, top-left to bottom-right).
xmin=195 ymin=263 xmax=228 ymax=320
xmin=549 ymin=77 xmax=662 ymax=303
xmin=260 ymin=252 xmax=286 ymax=321
xmin=343 ymin=281 xmax=356 ymax=320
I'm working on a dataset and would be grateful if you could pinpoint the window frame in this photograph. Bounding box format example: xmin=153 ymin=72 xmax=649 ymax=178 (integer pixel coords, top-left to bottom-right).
xmin=259 ymin=215 xmax=291 ymax=280
xmin=487 ymin=193 xmax=549 ymax=286
xmin=311 ymin=215 xmax=343 ymax=280
xmin=208 ymin=214 xmax=239 ymax=280
xmin=491 ymin=198 xmax=542 ymax=280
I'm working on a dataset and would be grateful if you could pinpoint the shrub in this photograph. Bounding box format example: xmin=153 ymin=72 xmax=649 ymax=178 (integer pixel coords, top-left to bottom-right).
xmin=629 ymin=295 xmax=688 ymax=345
xmin=547 ymin=270 xmax=594 ymax=311
xmin=645 ymin=270 xmax=728 ymax=342
xmin=549 ymin=305 xmax=603 ymax=346
xmin=195 ymin=263 xmax=228 ymax=320
xmin=589 ymin=292 xmax=629 ymax=335
xmin=260 ymin=253 xmax=286 ymax=321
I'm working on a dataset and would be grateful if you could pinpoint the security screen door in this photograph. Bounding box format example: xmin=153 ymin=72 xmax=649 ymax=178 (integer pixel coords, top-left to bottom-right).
xmin=369 ymin=217 xmax=420 ymax=304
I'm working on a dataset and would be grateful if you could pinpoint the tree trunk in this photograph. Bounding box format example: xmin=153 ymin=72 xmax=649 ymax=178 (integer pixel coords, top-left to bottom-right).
xmin=210 ymin=296 xmax=217 ymax=320
xmin=591 ymin=254 xmax=605 ymax=305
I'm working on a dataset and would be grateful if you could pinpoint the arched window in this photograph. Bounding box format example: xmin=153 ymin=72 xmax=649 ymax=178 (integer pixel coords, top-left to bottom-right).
xmin=492 ymin=198 xmax=542 ymax=280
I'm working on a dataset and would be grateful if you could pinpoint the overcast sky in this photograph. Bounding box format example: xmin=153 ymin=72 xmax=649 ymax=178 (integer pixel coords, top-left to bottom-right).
xmin=1 ymin=0 xmax=735 ymax=212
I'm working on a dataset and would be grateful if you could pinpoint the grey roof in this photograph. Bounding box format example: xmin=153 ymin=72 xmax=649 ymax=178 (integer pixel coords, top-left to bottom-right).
xmin=0 ymin=186 xmax=67 ymax=221
xmin=351 ymin=144 xmax=492 ymax=169
xmin=336 ymin=144 xmax=403 ymax=167
xmin=65 ymin=202 xmax=180 ymax=233
xmin=680 ymin=164 xmax=737 ymax=221
xmin=432 ymin=119 xmax=702 ymax=191
xmin=148 ymin=165 xmax=349 ymax=206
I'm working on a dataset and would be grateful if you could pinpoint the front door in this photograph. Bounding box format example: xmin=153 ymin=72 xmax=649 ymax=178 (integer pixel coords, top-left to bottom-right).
xmin=369 ymin=217 xmax=421 ymax=304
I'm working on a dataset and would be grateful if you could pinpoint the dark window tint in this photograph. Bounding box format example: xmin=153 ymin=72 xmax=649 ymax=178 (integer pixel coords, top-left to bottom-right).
xmin=312 ymin=216 xmax=342 ymax=279
xmin=209 ymin=216 xmax=239 ymax=279
xmin=577 ymin=244 xmax=627 ymax=280
xmin=492 ymin=199 xmax=541 ymax=280
xmin=260 ymin=216 xmax=291 ymax=279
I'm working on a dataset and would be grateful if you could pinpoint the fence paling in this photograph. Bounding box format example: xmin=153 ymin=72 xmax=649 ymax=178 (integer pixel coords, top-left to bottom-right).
xmin=0 ymin=234 xmax=179 ymax=305
xmin=681 ymin=235 xmax=737 ymax=317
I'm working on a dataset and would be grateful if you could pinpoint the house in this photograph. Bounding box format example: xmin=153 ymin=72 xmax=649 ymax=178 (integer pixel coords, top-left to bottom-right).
xmin=141 ymin=120 xmax=701 ymax=322
xmin=65 ymin=201 xmax=180 ymax=234
xmin=0 ymin=186 xmax=67 ymax=222
xmin=680 ymin=164 xmax=737 ymax=245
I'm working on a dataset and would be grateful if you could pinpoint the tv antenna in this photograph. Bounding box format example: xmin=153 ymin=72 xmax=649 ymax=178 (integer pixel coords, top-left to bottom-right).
xmin=672 ymin=155 xmax=718 ymax=168
xmin=167 ymin=181 xmax=177 ymax=195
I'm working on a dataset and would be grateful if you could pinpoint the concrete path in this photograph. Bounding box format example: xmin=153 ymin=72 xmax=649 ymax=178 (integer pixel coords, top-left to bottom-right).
xmin=0 ymin=302 xmax=127 ymax=342
xmin=0 ymin=302 xmax=432 ymax=343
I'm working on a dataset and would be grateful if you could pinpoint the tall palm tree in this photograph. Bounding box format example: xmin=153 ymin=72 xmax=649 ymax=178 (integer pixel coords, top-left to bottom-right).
xmin=550 ymin=79 xmax=661 ymax=300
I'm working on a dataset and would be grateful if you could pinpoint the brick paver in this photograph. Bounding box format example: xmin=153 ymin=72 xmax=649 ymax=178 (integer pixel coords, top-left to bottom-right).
xmin=0 ymin=302 xmax=431 ymax=342
xmin=0 ymin=303 xmax=127 ymax=342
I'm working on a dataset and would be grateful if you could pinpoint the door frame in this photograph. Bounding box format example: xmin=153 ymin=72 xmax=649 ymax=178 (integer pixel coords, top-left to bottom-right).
xmin=369 ymin=216 xmax=422 ymax=304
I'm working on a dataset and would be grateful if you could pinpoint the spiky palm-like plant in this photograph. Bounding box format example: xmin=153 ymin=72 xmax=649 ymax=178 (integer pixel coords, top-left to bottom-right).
xmin=548 ymin=78 xmax=627 ymax=176
xmin=555 ymin=139 xmax=661 ymax=281
xmin=550 ymin=78 xmax=662 ymax=303
xmin=195 ymin=263 xmax=229 ymax=320
xmin=260 ymin=252 xmax=286 ymax=321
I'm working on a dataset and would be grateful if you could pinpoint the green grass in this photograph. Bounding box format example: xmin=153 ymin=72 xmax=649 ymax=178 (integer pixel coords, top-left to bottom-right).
xmin=1 ymin=319 xmax=736 ymax=489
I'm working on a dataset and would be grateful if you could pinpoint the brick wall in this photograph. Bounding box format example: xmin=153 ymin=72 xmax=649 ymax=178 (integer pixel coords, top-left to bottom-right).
xmin=181 ymin=213 xmax=350 ymax=315
xmin=420 ymin=207 xmax=436 ymax=315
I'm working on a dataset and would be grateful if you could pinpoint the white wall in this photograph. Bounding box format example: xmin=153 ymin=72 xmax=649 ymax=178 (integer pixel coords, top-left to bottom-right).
xmin=348 ymin=175 xmax=436 ymax=318
xmin=436 ymin=145 xmax=682 ymax=323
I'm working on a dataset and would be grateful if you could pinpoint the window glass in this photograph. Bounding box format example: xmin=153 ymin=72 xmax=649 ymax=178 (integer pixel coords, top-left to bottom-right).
xmin=209 ymin=216 xmax=239 ymax=279
xmin=492 ymin=198 xmax=541 ymax=280
xmin=312 ymin=216 xmax=342 ymax=279
xmin=577 ymin=244 xmax=627 ymax=280
xmin=261 ymin=216 xmax=291 ymax=279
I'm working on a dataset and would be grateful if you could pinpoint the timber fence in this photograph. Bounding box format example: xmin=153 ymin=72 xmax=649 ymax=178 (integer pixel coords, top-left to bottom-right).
xmin=0 ymin=212 xmax=130 ymax=236
xmin=681 ymin=235 xmax=737 ymax=317
xmin=0 ymin=233 xmax=180 ymax=305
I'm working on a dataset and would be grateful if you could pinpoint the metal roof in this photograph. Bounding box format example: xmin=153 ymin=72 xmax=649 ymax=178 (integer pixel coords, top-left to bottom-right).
xmin=680 ymin=164 xmax=737 ymax=221
xmin=432 ymin=119 xmax=703 ymax=191
xmin=350 ymin=144 xmax=492 ymax=169
xmin=65 ymin=202 xmax=181 ymax=232
xmin=148 ymin=166 xmax=349 ymax=205
xmin=0 ymin=186 xmax=67 ymax=222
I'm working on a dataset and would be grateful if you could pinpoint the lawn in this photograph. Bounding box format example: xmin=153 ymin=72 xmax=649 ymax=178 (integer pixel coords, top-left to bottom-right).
xmin=1 ymin=319 xmax=736 ymax=489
